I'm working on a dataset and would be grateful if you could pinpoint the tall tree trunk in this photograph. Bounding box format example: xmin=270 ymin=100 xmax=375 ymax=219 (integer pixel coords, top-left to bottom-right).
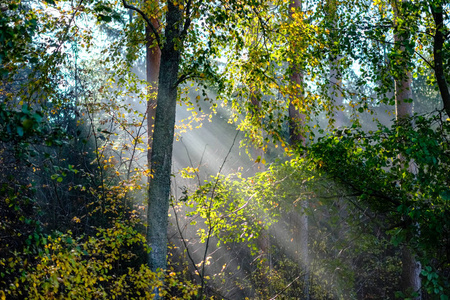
xmin=392 ymin=1 xmax=421 ymax=298
xmin=289 ymin=0 xmax=309 ymax=298
xmin=147 ymin=0 xmax=181 ymax=276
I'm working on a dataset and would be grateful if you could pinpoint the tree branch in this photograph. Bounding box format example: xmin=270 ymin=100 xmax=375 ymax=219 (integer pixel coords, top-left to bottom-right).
xmin=431 ymin=3 xmax=450 ymax=117
xmin=122 ymin=0 xmax=161 ymax=48
xmin=173 ymin=71 xmax=194 ymax=87
xmin=180 ymin=0 xmax=193 ymax=38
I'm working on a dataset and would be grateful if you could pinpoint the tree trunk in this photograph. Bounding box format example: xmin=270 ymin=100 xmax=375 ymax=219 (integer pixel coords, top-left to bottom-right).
xmin=394 ymin=68 xmax=413 ymax=120
xmin=147 ymin=0 xmax=181 ymax=275
xmin=288 ymin=72 xmax=306 ymax=146
xmin=402 ymin=245 xmax=422 ymax=299
xmin=392 ymin=1 xmax=421 ymax=298
xmin=392 ymin=0 xmax=413 ymax=120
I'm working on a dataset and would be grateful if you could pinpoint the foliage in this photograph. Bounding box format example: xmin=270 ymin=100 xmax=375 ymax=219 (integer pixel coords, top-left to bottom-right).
xmin=174 ymin=156 xmax=406 ymax=298
xmin=309 ymin=114 xmax=450 ymax=297
xmin=1 ymin=223 xmax=199 ymax=299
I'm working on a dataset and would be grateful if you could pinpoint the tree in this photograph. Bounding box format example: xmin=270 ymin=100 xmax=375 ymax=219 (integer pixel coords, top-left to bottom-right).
xmin=122 ymin=0 xmax=253 ymax=278
xmin=389 ymin=0 xmax=421 ymax=297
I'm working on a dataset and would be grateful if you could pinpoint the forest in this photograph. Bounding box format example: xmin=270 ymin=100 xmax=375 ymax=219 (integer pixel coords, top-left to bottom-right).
xmin=1 ymin=0 xmax=450 ymax=299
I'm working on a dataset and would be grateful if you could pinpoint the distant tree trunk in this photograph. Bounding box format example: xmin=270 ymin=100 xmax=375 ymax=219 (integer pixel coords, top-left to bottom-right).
xmin=392 ymin=1 xmax=421 ymax=298
xmin=394 ymin=61 xmax=413 ymax=120
xmin=402 ymin=245 xmax=422 ymax=299
xmin=288 ymin=70 xmax=306 ymax=145
xmin=289 ymin=0 xmax=309 ymax=298
xmin=147 ymin=0 xmax=182 ymax=276
xmin=392 ymin=0 xmax=413 ymax=120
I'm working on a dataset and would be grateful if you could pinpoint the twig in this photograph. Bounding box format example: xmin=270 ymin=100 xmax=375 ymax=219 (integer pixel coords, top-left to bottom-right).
xmin=199 ymin=130 xmax=239 ymax=298
xmin=269 ymin=274 xmax=302 ymax=300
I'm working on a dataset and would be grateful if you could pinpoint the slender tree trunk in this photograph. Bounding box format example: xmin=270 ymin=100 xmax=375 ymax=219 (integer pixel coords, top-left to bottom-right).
xmin=392 ymin=1 xmax=421 ymax=298
xmin=394 ymin=67 xmax=413 ymax=120
xmin=147 ymin=0 xmax=181 ymax=276
xmin=288 ymin=71 xmax=306 ymax=145
xmin=392 ymin=0 xmax=413 ymax=120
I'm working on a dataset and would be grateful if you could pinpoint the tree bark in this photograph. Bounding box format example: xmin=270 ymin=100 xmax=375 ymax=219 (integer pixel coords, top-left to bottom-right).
xmin=147 ymin=0 xmax=181 ymax=275
xmin=392 ymin=0 xmax=413 ymax=120
xmin=289 ymin=72 xmax=306 ymax=145
xmin=402 ymin=245 xmax=422 ymax=299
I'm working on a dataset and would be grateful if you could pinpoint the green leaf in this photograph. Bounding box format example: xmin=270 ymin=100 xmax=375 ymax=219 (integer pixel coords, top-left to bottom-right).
xmin=17 ymin=126 xmax=24 ymax=137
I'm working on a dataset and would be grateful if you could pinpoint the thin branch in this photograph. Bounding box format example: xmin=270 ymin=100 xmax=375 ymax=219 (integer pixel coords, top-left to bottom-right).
xmin=122 ymin=0 xmax=161 ymax=47
xmin=269 ymin=274 xmax=302 ymax=300
xmin=199 ymin=130 xmax=239 ymax=298
xmin=219 ymin=193 xmax=255 ymax=219
xmin=180 ymin=0 xmax=193 ymax=38
xmin=173 ymin=71 xmax=194 ymax=87
xmin=181 ymin=137 xmax=203 ymax=186
xmin=414 ymin=49 xmax=433 ymax=69
xmin=170 ymin=202 xmax=202 ymax=280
